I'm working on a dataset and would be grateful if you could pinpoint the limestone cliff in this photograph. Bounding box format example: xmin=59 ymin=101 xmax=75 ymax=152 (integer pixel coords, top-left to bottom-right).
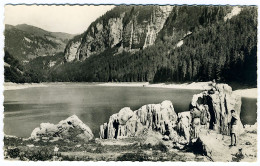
xmin=64 ymin=6 xmax=173 ymax=62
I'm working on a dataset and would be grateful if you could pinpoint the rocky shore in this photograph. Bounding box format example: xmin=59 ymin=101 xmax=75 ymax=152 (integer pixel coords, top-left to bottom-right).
xmin=4 ymin=83 xmax=257 ymax=162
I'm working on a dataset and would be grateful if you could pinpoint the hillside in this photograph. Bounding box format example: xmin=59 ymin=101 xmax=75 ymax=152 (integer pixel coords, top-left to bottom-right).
xmin=5 ymin=24 xmax=75 ymax=62
xmin=54 ymin=5 xmax=257 ymax=86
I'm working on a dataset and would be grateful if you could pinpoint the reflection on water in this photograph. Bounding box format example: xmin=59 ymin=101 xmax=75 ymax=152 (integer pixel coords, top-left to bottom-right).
xmin=4 ymin=83 xmax=257 ymax=137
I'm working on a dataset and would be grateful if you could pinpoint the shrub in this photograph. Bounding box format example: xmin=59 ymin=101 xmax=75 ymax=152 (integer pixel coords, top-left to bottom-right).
xmin=141 ymin=142 xmax=168 ymax=152
xmin=6 ymin=148 xmax=20 ymax=158
xmin=116 ymin=152 xmax=149 ymax=161
xmin=20 ymin=147 xmax=54 ymax=161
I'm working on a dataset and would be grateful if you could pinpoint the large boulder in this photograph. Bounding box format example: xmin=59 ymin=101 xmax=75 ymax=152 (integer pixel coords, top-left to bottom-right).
xmin=30 ymin=115 xmax=94 ymax=141
xmin=100 ymin=100 xmax=178 ymax=139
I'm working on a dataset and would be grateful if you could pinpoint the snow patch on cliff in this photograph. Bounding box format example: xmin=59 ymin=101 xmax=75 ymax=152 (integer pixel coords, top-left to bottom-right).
xmin=224 ymin=6 xmax=242 ymax=21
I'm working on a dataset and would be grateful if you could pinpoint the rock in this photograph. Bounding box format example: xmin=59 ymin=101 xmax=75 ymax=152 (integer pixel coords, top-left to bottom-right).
xmin=26 ymin=144 xmax=34 ymax=148
xmin=64 ymin=6 xmax=173 ymax=62
xmin=194 ymin=130 xmax=233 ymax=162
xmin=100 ymin=100 xmax=177 ymax=139
xmin=142 ymin=130 xmax=164 ymax=146
xmin=174 ymin=142 xmax=185 ymax=150
xmin=118 ymin=107 xmax=134 ymax=125
xmin=163 ymin=135 xmax=170 ymax=141
xmin=190 ymin=83 xmax=243 ymax=137
xmin=54 ymin=146 xmax=59 ymax=152
xmin=244 ymin=123 xmax=257 ymax=133
xmin=177 ymin=111 xmax=192 ymax=142
xmin=75 ymin=144 xmax=81 ymax=148
xmin=245 ymin=141 xmax=252 ymax=145
xmin=30 ymin=115 xmax=94 ymax=142
xmin=98 ymin=83 xmax=247 ymax=161
xmin=64 ymin=38 xmax=82 ymax=62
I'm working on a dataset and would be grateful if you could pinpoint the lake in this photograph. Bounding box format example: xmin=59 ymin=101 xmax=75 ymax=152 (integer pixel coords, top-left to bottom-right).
xmin=4 ymin=83 xmax=257 ymax=138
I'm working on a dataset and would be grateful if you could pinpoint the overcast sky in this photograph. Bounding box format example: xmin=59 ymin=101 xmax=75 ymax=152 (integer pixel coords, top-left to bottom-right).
xmin=4 ymin=5 xmax=115 ymax=34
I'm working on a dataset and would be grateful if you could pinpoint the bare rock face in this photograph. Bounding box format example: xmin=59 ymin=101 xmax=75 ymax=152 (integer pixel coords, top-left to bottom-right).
xmin=64 ymin=6 xmax=173 ymax=62
xmin=64 ymin=39 xmax=82 ymax=62
xmin=30 ymin=115 xmax=94 ymax=142
xmin=99 ymin=100 xmax=178 ymax=139
xmin=190 ymin=83 xmax=243 ymax=138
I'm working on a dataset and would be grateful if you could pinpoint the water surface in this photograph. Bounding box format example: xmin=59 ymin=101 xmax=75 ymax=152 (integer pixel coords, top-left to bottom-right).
xmin=4 ymin=83 xmax=257 ymax=137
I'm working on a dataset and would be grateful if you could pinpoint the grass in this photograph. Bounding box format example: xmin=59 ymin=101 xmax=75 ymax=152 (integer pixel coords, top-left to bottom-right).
xmin=4 ymin=136 xmax=204 ymax=161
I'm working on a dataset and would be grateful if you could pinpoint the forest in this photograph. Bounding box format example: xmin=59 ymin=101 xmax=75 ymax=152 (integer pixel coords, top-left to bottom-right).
xmin=4 ymin=6 xmax=257 ymax=87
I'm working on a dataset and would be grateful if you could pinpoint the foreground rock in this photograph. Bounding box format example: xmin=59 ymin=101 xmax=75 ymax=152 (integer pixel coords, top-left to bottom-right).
xmin=187 ymin=83 xmax=248 ymax=161
xmin=189 ymin=83 xmax=243 ymax=138
xmin=100 ymin=83 xmax=251 ymax=161
xmin=30 ymin=115 xmax=94 ymax=142
xmin=100 ymin=83 xmax=243 ymax=142
xmin=100 ymin=100 xmax=178 ymax=139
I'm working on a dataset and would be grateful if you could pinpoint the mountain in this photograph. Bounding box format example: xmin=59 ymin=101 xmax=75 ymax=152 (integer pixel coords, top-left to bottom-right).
xmin=64 ymin=6 xmax=173 ymax=62
xmin=53 ymin=5 xmax=256 ymax=86
xmin=5 ymin=24 xmax=75 ymax=62
xmin=4 ymin=50 xmax=27 ymax=82
xmin=4 ymin=5 xmax=257 ymax=86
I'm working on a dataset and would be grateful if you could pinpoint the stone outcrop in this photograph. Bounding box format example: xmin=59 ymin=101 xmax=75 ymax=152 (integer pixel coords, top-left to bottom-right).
xmin=190 ymin=83 xmax=243 ymax=138
xmin=177 ymin=111 xmax=192 ymax=142
xmin=99 ymin=100 xmax=178 ymax=139
xmin=185 ymin=83 xmax=245 ymax=161
xmin=100 ymin=83 xmax=243 ymax=150
xmin=30 ymin=115 xmax=94 ymax=141
xmin=64 ymin=6 xmax=173 ymax=62
xmin=64 ymin=38 xmax=82 ymax=62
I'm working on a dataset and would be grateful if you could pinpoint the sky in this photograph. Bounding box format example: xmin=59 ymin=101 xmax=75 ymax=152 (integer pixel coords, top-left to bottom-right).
xmin=4 ymin=5 xmax=115 ymax=34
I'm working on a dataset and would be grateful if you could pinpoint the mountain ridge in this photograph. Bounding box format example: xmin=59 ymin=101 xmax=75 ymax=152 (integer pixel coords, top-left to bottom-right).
xmin=5 ymin=24 xmax=75 ymax=61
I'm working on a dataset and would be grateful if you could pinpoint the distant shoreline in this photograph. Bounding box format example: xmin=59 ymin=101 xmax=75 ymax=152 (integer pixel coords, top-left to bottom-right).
xmin=4 ymin=82 xmax=257 ymax=98
xmin=98 ymin=82 xmax=213 ymax=90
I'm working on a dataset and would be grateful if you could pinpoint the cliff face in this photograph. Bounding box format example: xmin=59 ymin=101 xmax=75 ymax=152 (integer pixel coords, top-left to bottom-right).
xmin=64 ymin=6 xmax=173 ymax=62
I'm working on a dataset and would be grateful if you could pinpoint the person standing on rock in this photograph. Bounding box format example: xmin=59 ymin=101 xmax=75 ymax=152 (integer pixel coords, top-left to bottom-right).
xmin=230 ymin=110 xmax=238 ymax=146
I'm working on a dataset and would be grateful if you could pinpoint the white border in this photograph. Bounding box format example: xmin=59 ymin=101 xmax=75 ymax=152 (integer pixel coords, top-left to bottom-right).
xmin=0 ymin=0 xmax=259 ymax=166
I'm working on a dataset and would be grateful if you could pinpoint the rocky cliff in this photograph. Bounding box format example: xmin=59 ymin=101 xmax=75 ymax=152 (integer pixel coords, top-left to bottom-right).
xmin=64 ymin=6 xmax=173 ymax=62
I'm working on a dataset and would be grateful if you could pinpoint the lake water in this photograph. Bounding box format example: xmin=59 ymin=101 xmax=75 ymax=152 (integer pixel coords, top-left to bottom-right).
xmin=4 ymin=83 xmax=257 ymax=138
